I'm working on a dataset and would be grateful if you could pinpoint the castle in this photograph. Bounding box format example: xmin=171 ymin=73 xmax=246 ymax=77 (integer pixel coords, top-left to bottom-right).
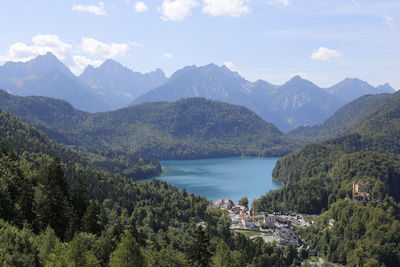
xmin=352 ymin=181 xmax=371 ymax=203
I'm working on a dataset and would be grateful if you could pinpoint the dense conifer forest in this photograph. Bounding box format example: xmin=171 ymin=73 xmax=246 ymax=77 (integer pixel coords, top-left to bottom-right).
xmin=0 ymin=91 xmax=297 ymax=160
xmin=254 ymin=92 xmax=400 ymax=266
xmin=2 ymin=90 xmax=400 ymax=266
xmin=0 ymin=110 xmax=307 ymax=266
xmin=2 ymin=1 xmax=400 ymax=265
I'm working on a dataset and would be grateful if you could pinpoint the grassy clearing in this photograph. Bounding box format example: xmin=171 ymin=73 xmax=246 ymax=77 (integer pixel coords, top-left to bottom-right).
xmin=234 ymin=230 xmax=272 ymax=238
xmin=234 ymin=230 xmax=260 ymax=237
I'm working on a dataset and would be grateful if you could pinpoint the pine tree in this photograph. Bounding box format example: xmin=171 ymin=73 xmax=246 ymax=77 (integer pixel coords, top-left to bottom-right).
xmin=55 ymin=233 xmax=100 ymax=267
xmin=0 ymin=153 xmax=34 ymax=226
xmin=217 ymin=214 xmax=231 ymax=242
xmin=70 ymin=180 xmax=89 ymax=222
xmin=82 ymin=200 xmax=103 ymax=235
xmin=35 ymin=160 xmax=72 ymax=239
xmin=187 ymin=226 xmax=211 ymax=267
xmin=38 ymin=227 xmax=60 ymax=265
xmin=211 ymin=240 xmax=233 ymax=267
xmin=109 ymin=231 xmax=146 ymax=267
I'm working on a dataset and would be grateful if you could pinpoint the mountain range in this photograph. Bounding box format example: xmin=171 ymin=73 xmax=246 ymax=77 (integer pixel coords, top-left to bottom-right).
xmin=1 ymin=54 xmax=400 ymax=267
xmin=133 ymin=66 xmax=394 ymax=131
xmin=324 ymin=77 xmax=395 ymax=103
xmin=0 ymin=53 xmax=167 ymax=112
xmin=79 ymin=59 xmax=167 ymax=110
xmin=0 ymin=53 xmax=106 ymax=112
xmin=0 ymin=52 xmax=395 ymax=131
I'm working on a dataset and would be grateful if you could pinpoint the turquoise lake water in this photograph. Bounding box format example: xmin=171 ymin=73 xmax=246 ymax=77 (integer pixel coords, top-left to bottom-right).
xmin=156 ymin=157 xmax=282 ymax=204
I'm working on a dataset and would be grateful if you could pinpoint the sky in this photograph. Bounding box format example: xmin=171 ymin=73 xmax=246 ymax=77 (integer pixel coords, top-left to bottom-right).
xmin=0 ymin=0 xmax=399 ymax=89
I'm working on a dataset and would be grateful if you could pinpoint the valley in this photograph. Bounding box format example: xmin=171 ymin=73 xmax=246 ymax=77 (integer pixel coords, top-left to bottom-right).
xmin=1 ymin=54 xmax=400 ymax=267
xmin=2 ymin=2 xmax=400 ymax=266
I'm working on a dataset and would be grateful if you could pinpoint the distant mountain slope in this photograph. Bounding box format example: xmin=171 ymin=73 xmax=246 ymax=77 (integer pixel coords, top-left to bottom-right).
xmin=133 ymin=65 xmax=347 ymax=131
xmin=132 ymin=64 xmax=286 ymax=127
xmin=270 ymin=76 xmax=345 ymax=129
xmin=350 ymin=92 xmax=400 ymax=143
xmin=288 ymin=93 xmax=394 ymax=142
xmin=132 ymin=63 xmax=286 ymax=129
xmin=0 ymin=53 xmax=168 ymax=112
xmin=325 ymin=78 xmax=395 ymax=103
xmin=133 ymin=64 xmax=254 ymax=104
xmin=0 ymin=53 xmax=107 ymax=112
xmin=79 ymin=59 xmax=167 ymax=109
xmin=0 ymin=91 xmax=297 ymax=159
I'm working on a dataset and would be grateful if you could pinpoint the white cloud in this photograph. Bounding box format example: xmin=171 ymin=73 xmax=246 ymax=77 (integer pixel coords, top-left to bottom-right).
xmin=134 ymin=1 xmax=148 ymax=12
xmin=160 ymin=0 xmax=198 ymax=21
xmin=267 ymin=0 xmax=290 ymax=6
xmin=71 ymin=56 xmax=103 ymax=75
xmin=0 ymin=35 xmax=137 ymax=75
xmin=310 ymin=47 xmax=342 ymax=61
xmin=128 ymin=41 xmax=145 ymax=48
xmin=223 ymin=61 xmax=235 ymax=71
xmin=81 ymin=38 xmax=131 ymax=58
xmin=202 ymin=0 xmax=249 ymax=17
xmin=383 ymin=15 xmax=395 ymax=28
xmin=72 ymin=2 xmax=107 ymax=15
xmin=0 ymin=34 xmax=72 ymax=62
xmin=163 ymin=52 xmax=174 ymax=58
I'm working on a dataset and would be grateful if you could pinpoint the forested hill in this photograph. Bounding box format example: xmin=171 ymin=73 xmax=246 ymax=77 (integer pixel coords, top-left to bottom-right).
xmin=73 ymin=98 xmax=294 ymax=159
xmin=259 ymin=146 xmax=400 ymax=266
xmin=255 ymin=99 xmax=400 ymax=212
xmin=254 ymin=92 xmax=400 ymax=266
xmin=288 ymin=92 xmax=395 ymax=142
xmin=0 ymin=89 xmax=89 ymax=130
xmin=0 ymin=91 xmax=298 ymax=159
xmin=0 ymin=99 xmax=306 ymax=267
xmin=280 ymin=91 xmax=400 ymax=216
xmin=0 ymin=89 xmax=89 ymax=143
xmin=271 ymin=91 xmax=400 ymax=192
xmin=0 ymin=110 xmax=160 ymax=180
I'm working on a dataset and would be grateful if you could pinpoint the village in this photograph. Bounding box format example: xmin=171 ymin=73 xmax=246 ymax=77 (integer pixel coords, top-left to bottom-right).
xmin=213 ymin=198 xmax=316 ymax=248
xmin=213 ymin=180 xmax=373 ymax=248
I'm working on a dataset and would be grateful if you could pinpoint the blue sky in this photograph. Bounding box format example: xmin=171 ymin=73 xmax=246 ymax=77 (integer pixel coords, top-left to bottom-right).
xmin=1 ymin=0 xmax=399 ymax=89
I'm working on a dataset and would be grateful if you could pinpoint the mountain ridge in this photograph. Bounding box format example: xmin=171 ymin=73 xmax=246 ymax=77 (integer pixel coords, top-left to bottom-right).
xmin=0 ymin=53 xmax=108 ymax=112
xmin=0 ymin=53 xmax=168 ymax=112
xmin=0 ymin=53 xmax=396 ymax=131
xmin=79 ymin=59 xmax=167 ymax=109
xmin=0 ymin=90 xmax=297 ymax=159
xmin=133 ymin=67 xmax=347 ymax=131
xmin=324 ymin=77 xmax=395 ymax=103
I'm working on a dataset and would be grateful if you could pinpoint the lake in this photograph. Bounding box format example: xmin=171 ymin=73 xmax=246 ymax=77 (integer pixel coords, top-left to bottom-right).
xmin=156 ymin=157 xmax=282 ymax=204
